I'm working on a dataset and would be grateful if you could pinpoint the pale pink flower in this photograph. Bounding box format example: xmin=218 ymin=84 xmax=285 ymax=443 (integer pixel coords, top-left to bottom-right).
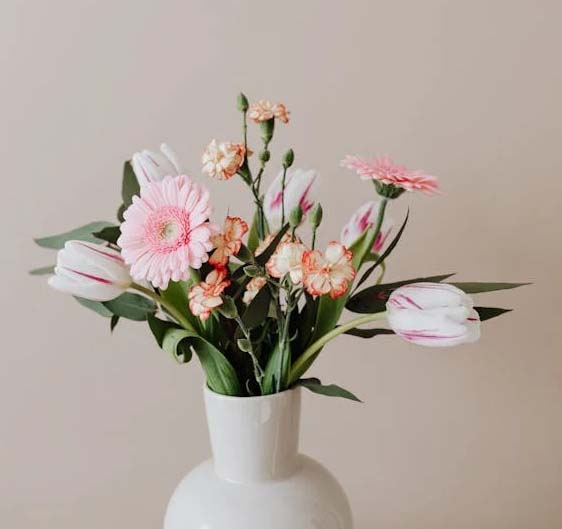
xmin=302 ymin=242 xmax=356 ymax=299
xmin=48 ymin=241 xmax=131 ymax=301
xmin=248 ymin=100 xmax=290 ymax=123
xmin=273 ymin=103 xmax=290 ymax=124
xmin=118 ymin=175 xmax=217 ymax=289
xmin=341 ymin=155 xmax=439 ymax=195
xmin=242 ymin=276 xmax=267 ymax=305
xmin=386 ymin=283 xmax=480 ymax=347
xmin=188 ymin=267 xmax=231 ymax=321
xmin=341 ymin=201 xmax=393 ymax=254
xmin=266 ymin=241 xmax=307 ymax=285
xmin=264 ymin=168 xmax=318 ymax=229
xmin=209 ymin=216 xmax=249 ymax=266
xmin=202 ymin=140 xmax=246 ymax=181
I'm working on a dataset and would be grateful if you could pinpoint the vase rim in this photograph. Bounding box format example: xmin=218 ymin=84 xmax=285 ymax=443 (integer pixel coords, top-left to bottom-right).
xmin=204 ymin=385 xmax=300 ymax=402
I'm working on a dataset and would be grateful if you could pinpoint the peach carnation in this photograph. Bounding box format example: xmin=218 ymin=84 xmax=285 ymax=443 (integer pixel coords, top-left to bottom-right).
xmin=302 ymin=242 xmax=356 ymax=299
xmin=209 ymin=216 xmax=249 ymax=267
xmin=188 ymin=267 xmax=231 ymax=321
xmin=266 ymin=241 xmax=307 ymax=285
xmin=118 ymin=175 xmax=217 ymax=289
xmin=248 ymin=100 xmax=290 ymax=123
xmin=202 ymin=139 xmax=246 ymax=181
xmin=242 ymin=276 xmax=267 ymax=305
xmin=341 ymin=155 xmax=439 ymax=195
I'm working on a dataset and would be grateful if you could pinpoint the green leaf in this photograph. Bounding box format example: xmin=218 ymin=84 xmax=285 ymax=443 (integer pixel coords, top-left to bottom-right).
xmin=263 ymin=341 xmax=291 ymax=394
xmin=247 ymin=211 xmax=261 ymax=253
xmin=103 ymin=293 xmax=156 ymax=321
xmin=29 ymin=265 xmax=55 ymax=276
xmin=117 ymin=203 xmax=127 ymax=223
xmin=344 ymin=328 xmax=395 ymax=338
xmin=346 ymin=273 xmax=455 ymax=314
xmin=93 ymin=226 xmax=121 ymax=245
xmin=74 ymin=296 xmax=113 ymax=317
xmin=355 ymin=210 xmax=409 ymax=290
xmin=296 ymin=378 xmax=362 ymax=402
xmin=237 ymin=338 xmax=252 ymax=352
xmin=160 ymin=280 xmax=200 ymax=331
xmin=110 ymin=315 xmax=120 ymax=332
xmin=162 ymin=328 xmax=193 ymax=364
xmin=236 ymin=244 xmax=254 ymax=264
xmin=34 ymin=221 xmax=115 ymax=249
xmin=475 ymin=306 xmax=513 ymax=321
xmin=217 ymin=296 xmax=238 ymax=319
xmin=241 ymin=286 xmax=271 ymax=329
xmin=255 ymin=223 xmax=290 ymax=266
xmin=121 ymin=160 xmax=139 ymax=207
xmin=449 ymin=282 xmax=530 ymax=294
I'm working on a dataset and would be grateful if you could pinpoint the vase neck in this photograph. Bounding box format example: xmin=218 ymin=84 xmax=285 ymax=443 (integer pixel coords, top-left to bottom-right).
xmin=204 ymin=387 xmax=301 ymax=483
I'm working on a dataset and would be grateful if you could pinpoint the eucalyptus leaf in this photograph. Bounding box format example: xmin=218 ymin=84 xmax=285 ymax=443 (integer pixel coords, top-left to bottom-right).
xmin=29 ymin=265 xmax=55 ymax=276
xmin=450 ymin=282 xmax=530 ymax=294
xmin=296 ymin=378 xmax=362 ymax=402
xmin=103 ymin=292 xmax=156 ymax=321
xmin=346 ymin=273 xmax=455 ymax=314
xmin=475 ymin=306 xmax=513 ymax=321
xmin=74 ymin=296 xmax=113 ymax=318
xmin=34 ymin=221 xmax=115 ymax=249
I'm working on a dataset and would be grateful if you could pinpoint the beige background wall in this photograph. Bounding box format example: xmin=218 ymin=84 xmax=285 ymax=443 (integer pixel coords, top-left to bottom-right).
xmin=2 ymin=1 xmax=561 ymax=527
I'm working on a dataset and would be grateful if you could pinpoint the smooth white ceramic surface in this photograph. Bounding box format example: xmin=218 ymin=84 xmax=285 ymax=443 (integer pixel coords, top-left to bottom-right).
xmin=164 ymin=387 xmax=353 ymax=529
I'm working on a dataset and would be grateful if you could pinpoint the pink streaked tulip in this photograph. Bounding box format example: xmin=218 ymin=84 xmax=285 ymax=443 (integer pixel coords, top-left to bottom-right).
xmin=131 ymin=143 xmax=181 ymax=186
xmin=341 ymin=155 xmax=439 ymax=195
xmin=341 ymin=201 xmax=393 ymax=254
xmin=188 ymin=267 xmax=231 ymax=321
xmin=118 ymin=175 xmax=217 ymax=289
xmin=48 ymin=241 xmax=132 ymax=301
xmin=264 ymin=168 xmax=318 ymax=229
xmin=302 ymin=242 xmax=356 ymax=299
xmin=386 ymin=283 xmax=481 ymax=347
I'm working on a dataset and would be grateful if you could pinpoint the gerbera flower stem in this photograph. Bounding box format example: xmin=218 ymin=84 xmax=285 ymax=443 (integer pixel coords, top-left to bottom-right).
xmin=288 ymin=311 xmax=387 ymax=384
xmin=131 ymin=283 xmax=195 ymax=331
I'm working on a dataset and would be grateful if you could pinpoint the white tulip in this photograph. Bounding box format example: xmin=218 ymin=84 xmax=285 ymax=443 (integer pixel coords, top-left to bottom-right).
xmin=341 ymin=201 xmax=393 ymax=253
xmin=48 ymin=241 xmax=132 ymax=301
xmin=131 ymin=143 xmax=181 ymax=186
xmin=263 ymin=168 xmax=318 ymax=229
xmin=386 ymin=283 xmax=481 ymax=347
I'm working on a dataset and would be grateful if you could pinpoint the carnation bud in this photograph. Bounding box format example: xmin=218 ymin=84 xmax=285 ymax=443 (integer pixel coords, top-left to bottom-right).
xmin=309 ymin=203 xmax=323 ymax=228
xmin=260 ymin=119 xmax=275 ymax=143
xmin=282 ymin=149 xmax=294 ymax=169
xmin=237 ymin=92 xmax=249 ymax=112
xmin=260 ymin=150 xmax=270 ymax=163
xmin=289 ymin=204 xmax=303 ymax=227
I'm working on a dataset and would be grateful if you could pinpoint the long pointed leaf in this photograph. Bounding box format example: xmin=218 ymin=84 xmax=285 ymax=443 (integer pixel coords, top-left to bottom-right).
xmin=475 ymin=306 xmax=513 ymax=321
xmin=29 ymin=265 xmax=55 ymax=276
xmin=355 ymin=210 xmax=409 ymax=290
xmin=34 ymin=221 xmax=115 ymax=249
xmin=344 ymin=328 xmax=395 ymax=338
xmin=296 ymin=378 xmax=362 ymax=402
xmin=450 ymin=282 xmax=530 ymax=294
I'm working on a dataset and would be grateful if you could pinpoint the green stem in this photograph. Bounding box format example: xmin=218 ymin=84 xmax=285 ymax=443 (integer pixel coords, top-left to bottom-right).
xmin=288 ymin=311 xmax=387 ymax=384
xmin=281 ymin=166 xmax=288 ymax=226
xmin=131 ymin=283 xmax=195 ymax=331
xmin=235 ymin=315 xmax=264 ymax=392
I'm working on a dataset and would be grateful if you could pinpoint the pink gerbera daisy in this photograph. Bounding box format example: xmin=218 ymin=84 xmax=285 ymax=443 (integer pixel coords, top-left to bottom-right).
xmin=341 ymin=155 xmax=439 ymax=195
xmin=118 ymin=175 xmax=217 ymax=289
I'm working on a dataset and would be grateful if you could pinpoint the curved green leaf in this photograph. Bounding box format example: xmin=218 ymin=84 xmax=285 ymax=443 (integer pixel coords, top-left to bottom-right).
xmin=296 ymin=378 xmax=362 ymax=402
xmin=475 ymin=306 xmax=513 ymax=321
xmin=34 ymin=221 xmax=115 ymax=249
xmin=450 ymin=282 xmax=530 ymax=294
xmin=103 ymin=293 xmax=156 ymax=321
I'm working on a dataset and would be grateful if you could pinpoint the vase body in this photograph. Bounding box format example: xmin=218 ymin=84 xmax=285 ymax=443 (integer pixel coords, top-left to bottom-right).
xmin=164 ymin=387 xmax=353 ymax=529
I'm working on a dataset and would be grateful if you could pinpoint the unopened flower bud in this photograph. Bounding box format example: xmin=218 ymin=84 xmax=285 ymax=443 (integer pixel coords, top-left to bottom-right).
xmin=237 ymin=92 xmax=249 ymax=112
xmin=282 ymin=149 xmax=294 ymax=169
xmin=309 ymin=203 xmax=323 ymax=228
xmin=289 ymin=205 xmax=303 ymax=227
xmin=260 ymin=119 xmax=275 ymax=143
xmin=260 ymin=150 xmax=270 ymax=163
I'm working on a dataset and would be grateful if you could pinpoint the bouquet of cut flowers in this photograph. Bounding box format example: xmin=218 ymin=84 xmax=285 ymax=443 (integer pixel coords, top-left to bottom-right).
xmin=32 ymin=93 xmax=526 ymax=399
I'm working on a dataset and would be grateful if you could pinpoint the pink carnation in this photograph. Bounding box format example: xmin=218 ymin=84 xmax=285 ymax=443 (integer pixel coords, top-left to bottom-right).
xmin=341 ymin=155 xmax=439 ymax=195
xmin=118 ymin=175 xmax=217 ymax=289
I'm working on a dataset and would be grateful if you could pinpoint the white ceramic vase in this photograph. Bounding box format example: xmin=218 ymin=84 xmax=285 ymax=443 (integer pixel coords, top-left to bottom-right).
xmin=164 ymin=387 xmax=353 ymax=529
